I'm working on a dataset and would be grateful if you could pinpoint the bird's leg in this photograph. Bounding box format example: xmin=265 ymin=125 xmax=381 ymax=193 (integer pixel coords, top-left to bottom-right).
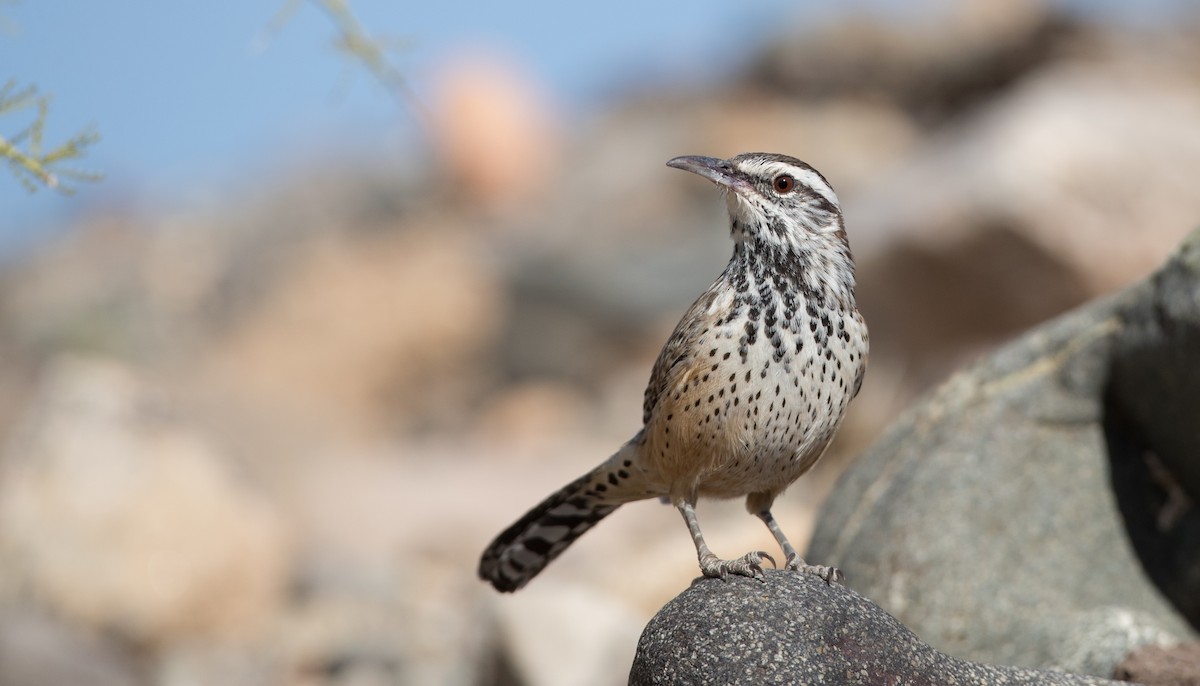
xmin=756 ymin=508 xmax=843 ymax=585
xmin=678 ymin=500 xmax=773 ymax=581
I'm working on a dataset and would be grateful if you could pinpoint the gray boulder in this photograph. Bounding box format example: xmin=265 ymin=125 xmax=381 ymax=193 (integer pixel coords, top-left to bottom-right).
xmin=808 ymin=228 xmax=1200 ymax=676
xmin=629 ymin=570 xmax=1118 ymax=685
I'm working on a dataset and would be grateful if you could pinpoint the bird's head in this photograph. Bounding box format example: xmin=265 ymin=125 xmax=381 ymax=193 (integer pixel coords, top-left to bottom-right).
xmin=668 ymin=152 xmax=856 ymax=307
xmin=667 ymin=152 xmax=846 ymax=250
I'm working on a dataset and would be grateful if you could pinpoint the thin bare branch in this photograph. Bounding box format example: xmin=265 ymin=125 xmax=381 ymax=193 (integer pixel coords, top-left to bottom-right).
xmin=1 ymin=80 xmax=102 ymax=194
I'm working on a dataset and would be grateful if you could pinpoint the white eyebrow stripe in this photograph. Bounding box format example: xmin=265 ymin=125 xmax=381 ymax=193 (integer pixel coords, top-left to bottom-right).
xmin=744 ymin=159 xmax=840 ymax=209
xmin=789 ymin=167 xmax=839 ymax=207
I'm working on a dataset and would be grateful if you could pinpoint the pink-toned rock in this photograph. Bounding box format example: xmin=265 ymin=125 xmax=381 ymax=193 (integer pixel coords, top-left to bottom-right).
xmin=428 ymin=46 xmax=562 ymax=214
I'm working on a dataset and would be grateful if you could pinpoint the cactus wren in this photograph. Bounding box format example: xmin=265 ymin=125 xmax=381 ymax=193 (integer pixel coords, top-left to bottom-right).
xmin=479 ymin=153 xmax=868 ymax=592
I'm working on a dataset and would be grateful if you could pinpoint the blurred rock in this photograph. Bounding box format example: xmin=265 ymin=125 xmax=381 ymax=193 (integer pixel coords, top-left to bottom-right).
xmin=856 ymin=221 xmax=1093 ymax=390
xmin=204 ymin=226 xmax=504 ymax=437
xmin=749 ymin=0 xmax=1077 ymax=123
xmin=0 ymin=357 xmax=290 ymax=644
xmin=274 ymin=550 xmax=492 ymax=686
xmin=147 ymin=564 xmax=494 ymax=686
xmin=690 ymin=97 xmax=919 ymax=191
xmin=851 ymin=37 xmax=1200 ymax=291
xmin=155 ymin=644 xmax=279 ymax=686
xmin=0 ymin=609 xmax=144 ymax=686
xmin=808 ymin=229 xmax=1200 ymax=676
xmin=488 ymin=581 xmax=643 ymax=686
xmin=1114 ymin=641 xmax=1200 ymax=686
xmin=849 ymin=30 xmax=1200 ymax=395
xmin=0 ymin=217 xmax=156 ymax=359
xmin=276 ymin=448 xmax=519 ymax=685
xmin=474 ymin=380 xmax=593 ymax=455
xmin=631 ymin=571 xmax=1118 ymax=685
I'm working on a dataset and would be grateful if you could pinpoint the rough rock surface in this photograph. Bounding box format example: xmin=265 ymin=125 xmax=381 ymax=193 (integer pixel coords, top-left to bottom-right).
xmin=808 ymin=228 xmax=1200 ymax=677
xmin=629 ymin=570 xmax=1118 ymax=686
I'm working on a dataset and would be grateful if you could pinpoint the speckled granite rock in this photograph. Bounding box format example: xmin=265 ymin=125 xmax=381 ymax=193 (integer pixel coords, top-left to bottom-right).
xmin=629 ymin=570 xmax=1118 ymax=686
xmin=808 ymin=228 xmax=1200 ymax=678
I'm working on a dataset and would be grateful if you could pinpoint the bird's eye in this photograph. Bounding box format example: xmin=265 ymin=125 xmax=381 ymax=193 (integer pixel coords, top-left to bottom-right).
xmin=773 ymin=175 xmax=796 ymax=193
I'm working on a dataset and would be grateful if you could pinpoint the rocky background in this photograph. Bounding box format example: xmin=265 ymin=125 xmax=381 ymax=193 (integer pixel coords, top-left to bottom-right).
xmin=2 ymin=2 xmax=1199 ymax=685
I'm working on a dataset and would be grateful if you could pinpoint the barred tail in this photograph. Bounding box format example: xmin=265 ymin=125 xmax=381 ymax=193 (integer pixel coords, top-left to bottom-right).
xmin=478 ymin=467 xmax=621 ymax=593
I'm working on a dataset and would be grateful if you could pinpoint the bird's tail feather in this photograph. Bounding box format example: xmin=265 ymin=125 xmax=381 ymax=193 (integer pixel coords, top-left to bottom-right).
xmin=478 ymin=466 xmax=622 ymax=593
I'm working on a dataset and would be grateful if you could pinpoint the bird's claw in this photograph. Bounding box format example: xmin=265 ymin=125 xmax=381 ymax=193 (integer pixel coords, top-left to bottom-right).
xmin=699 ymin=550 xmax=774 ymax=582
xmin=785 ymin=555 xmax=843 ymax=585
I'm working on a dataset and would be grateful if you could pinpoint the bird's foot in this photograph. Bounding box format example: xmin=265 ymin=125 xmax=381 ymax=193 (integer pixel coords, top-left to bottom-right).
xmin=784 ymin=555 xmax=843 ymax=584
xmin=699 ymin=550 xmax=776 ymax=581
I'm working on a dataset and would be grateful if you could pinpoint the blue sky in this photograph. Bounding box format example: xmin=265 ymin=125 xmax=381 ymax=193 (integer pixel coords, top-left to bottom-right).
xmin=0 ymin=1 xmax=812 ymax=246
xmin=0 ymin=1 xmax=1192 ymax=253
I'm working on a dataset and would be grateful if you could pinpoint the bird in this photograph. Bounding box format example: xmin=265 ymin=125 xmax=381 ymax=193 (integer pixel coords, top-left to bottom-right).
xmin=479 ymin=152 xmax=868 ymax=592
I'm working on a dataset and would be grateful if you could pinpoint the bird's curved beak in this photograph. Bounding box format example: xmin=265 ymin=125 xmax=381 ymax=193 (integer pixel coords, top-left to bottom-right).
xmin=667 ymin=156 xmax=754 ymax=196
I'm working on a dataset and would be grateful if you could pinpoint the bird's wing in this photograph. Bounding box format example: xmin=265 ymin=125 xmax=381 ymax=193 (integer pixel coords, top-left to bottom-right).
xmin=641 ymin=287 xmax=726 ymax=425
